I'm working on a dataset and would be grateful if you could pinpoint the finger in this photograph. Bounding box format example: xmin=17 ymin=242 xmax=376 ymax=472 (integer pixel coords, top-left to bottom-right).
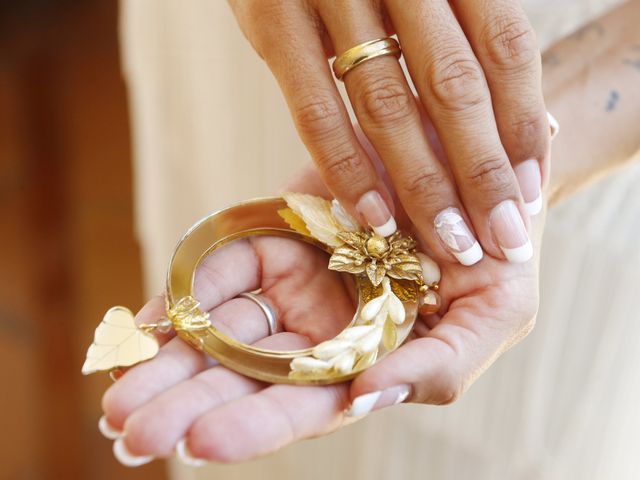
xmin=102 ymin=299 xmax=277 ymax=430
xmin=119 ymin=332 xmax=312 ymax=458
xmin=193 ymin=238 xmax=260 ymax=311
xmin=103 ymin=235 xmax=353 ymax=430
xmin=451 ymin=0 xmax=549 ymax=215
xmin=318 ymin=1 xmax=484 ymax=267
xmin=386 ymin=0 xmax=533 ymax=263
xmin=249 ymin=236 xmax=356 ymax=342
xmin=235 ymin=1 xmax=397 ymax=234
xmin=187 ymin=375 xmax=349 ymax=463
xmin=347 ymin=284 xmax=538 ymax=415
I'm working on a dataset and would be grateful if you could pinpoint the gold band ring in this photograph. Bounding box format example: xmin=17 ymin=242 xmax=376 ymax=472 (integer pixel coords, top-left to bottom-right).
xmin=332 ymin=37 xmax=402 ymax=81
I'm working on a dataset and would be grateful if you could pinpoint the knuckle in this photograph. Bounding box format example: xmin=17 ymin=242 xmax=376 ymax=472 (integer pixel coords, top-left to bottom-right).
xmin=482 ymin=15 xmax=539 ymax=69
xmin=464 ymin=154 xmax=513 ymax=195
xmin=508 ymin=112 xmax=549 ymax=160
xmin=511 ymin=112 xmax=548 ymax=148
xmin=402 ymin=168 xmax=448 ymax=208
xmin=293 ymin=95 xmax=343 ymax=140
xmin=357 ymin=75 xmax=415 ymax=125
xmin=426 ymin=51 xmax=486 ymax=112
xmin=317 ymin=146 xmax=366 ymax=180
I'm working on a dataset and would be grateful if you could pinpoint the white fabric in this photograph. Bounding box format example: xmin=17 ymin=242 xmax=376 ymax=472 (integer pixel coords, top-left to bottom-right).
xmin=119 ymin=1 xmax=639 ymax=478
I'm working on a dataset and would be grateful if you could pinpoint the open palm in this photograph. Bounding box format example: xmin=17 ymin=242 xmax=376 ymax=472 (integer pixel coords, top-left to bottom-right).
xmin=101 ymin=166 xmax=543 ymax=466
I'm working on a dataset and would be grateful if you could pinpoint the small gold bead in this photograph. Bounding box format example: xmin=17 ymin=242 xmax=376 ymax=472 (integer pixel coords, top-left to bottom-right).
xmin=365 ymin=235 xmax=390 ymax=258
xmin=418 ymin=290 xmax=441 ymax=315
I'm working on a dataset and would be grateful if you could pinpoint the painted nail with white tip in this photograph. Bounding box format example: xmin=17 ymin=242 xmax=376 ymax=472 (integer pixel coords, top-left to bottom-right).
xmin=434 ymin=208 xmax=483 ymax=266
xmin=345 ymin=384 xmax=411 ymax=418
xmin=98 ymin=415 xmax=123 ymax=440
xmin=356 ymin=190 xmax=397 ymax=237
xmin=514 ymin=159 xmax=543 ymax=216
xmin=113 ymin=437 xmax=154 ymax=467
xmin=490 ymin=200 xmax=533 ymax=263
xmin=176 ymin=438 xmax=206 ymax=467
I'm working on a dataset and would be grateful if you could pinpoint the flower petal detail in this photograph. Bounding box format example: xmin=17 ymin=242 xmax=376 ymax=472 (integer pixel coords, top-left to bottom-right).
xmin=366 ymin=261 xmax=386 ymax=287
xmin=386 ymin=253 xmax=423 ymax=282
xmin=337 ymin=231 xmax=368 ymax=249
xmin=282 ymin=192 xmax=342 ymax=247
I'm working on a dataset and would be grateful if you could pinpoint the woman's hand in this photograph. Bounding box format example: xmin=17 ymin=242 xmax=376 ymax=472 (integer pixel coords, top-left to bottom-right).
xmin=229 ymin=0 xmax=549 ymax=267
xmin=100 ymin=166 xmax=544 ymax=466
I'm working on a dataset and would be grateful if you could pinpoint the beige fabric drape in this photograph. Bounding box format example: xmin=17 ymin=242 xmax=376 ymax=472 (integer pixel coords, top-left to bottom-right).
xmin=120 ymin=1 xmax=639 ymax=478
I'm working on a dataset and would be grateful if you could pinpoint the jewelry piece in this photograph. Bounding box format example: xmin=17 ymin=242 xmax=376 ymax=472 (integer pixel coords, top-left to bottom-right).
xmin=332 ymin=37 xmax=402 ymax=81
xmin=237 ymin=292 xmax=279 ymax=336
xmin=82 ymin=193 xmax=441 ymax=385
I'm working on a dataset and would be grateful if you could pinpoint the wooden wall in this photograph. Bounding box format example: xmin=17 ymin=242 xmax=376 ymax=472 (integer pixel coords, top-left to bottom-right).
xmin=0 ymin=1 xmax=167 ymax=478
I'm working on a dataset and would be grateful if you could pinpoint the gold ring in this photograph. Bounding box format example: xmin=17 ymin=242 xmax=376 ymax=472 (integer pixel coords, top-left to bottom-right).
xmin=82 ymin=193 xmax=441 ymax=385
xmin=332 ymin=37 xmax=402 ymax=81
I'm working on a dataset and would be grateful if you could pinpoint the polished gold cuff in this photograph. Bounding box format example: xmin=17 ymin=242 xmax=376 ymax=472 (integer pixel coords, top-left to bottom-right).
xmin=82 ymin=194 xmax=441 ymax=385
xmin=332 ymin=37 xmax=402 ymax=81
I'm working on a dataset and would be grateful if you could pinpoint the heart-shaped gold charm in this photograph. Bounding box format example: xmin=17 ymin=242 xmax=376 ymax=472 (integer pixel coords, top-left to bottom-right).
xmin=81 ymin=306 xmax=160 ymax=375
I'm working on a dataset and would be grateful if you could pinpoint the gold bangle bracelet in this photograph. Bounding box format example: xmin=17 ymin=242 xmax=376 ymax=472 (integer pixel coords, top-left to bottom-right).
xmin=332 ymin=37 xmax=402 ymax=81
xmin=82 ymin=194 xmax=440 ymax=385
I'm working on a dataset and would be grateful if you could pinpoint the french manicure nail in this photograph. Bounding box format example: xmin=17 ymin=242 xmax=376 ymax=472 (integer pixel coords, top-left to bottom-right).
xmin=98 ymin=415 xmax=123 ymax=440
xmin=434 ymin=208 xmax=483 ymax=266
xmin=514 ymin=159 xmax=542 ymax=216
xmin=490 ymin=200 xmax=533 ymax=263
xmin=356 ymin=190 xmax=397 ymax=237
xmin=113 ymin=437 xmax=154 ymax=467
xmin=175 ymin=438 xmax=206 ymax=467
xmin=547 ymin=111 xmax=560 ymax=139
xmin=345 ymin=384 xmax=411 ymax=418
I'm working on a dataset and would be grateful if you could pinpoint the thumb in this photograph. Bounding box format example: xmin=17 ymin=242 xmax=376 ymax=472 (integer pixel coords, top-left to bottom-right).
xmin=345 ymin=310 xmax=512 ymax=418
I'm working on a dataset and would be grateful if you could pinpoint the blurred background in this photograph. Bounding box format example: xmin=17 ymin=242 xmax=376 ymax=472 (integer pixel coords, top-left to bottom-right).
xmin=1 ymin=0 xmax=638 ymax=479
xmin=0 ymin=0 xmax=164 ymax=478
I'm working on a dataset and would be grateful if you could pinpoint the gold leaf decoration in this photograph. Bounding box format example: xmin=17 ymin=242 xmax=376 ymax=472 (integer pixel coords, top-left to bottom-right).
xmin=356 ymin=275 xmax=384 ymax=304
xmin=366 ymin=261 xmax=387 ymax=287
xmin=386 ymin=253 xmax=423 ymax=282
xmin=168 ymin=296 xmax=211 ymax=331
xmin=82 ymin=307 xmax=159 ymax=375
xmin=328 ymin=245 xmax=367 ymax=275
xmin=277 ymin=208 xmax=311 ymax=237
xmin=282 ymin=192 xmax=342 ymax=247
xmin=390 ymin=278 xmax=418 ymax=302
xmin=337 ymin=231 xmax=368 ymax=249
xmin=382 ymin=318 xmax=397 ymax=351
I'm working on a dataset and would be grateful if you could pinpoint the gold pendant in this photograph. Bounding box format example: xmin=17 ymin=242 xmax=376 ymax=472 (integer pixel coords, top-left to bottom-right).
xmin=82 ymin=194 xmax=440 ymax=384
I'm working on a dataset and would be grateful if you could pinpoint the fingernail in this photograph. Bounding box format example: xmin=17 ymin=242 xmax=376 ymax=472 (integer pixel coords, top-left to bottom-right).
xmin=345 ymin=384 xmax=411 ymax=418
xmin=514 ymin=159 xmax=542 ymax=216
xmin=356 ymin=190 xmax=397 ymax=237
xmin=490 ymin=200 xmax=533 ymax=263
xmin=176 ymin=438 xmax=206 ymax=467
xmin=113 ymin=437 xmax=154 ymax=467
xmin=547 ymin=111 xmax=560 ymax=139
xmin=434 ymin=208 xmax=483 ymax=266
xmin=98 ymin=415 xmax=123 ymax=440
